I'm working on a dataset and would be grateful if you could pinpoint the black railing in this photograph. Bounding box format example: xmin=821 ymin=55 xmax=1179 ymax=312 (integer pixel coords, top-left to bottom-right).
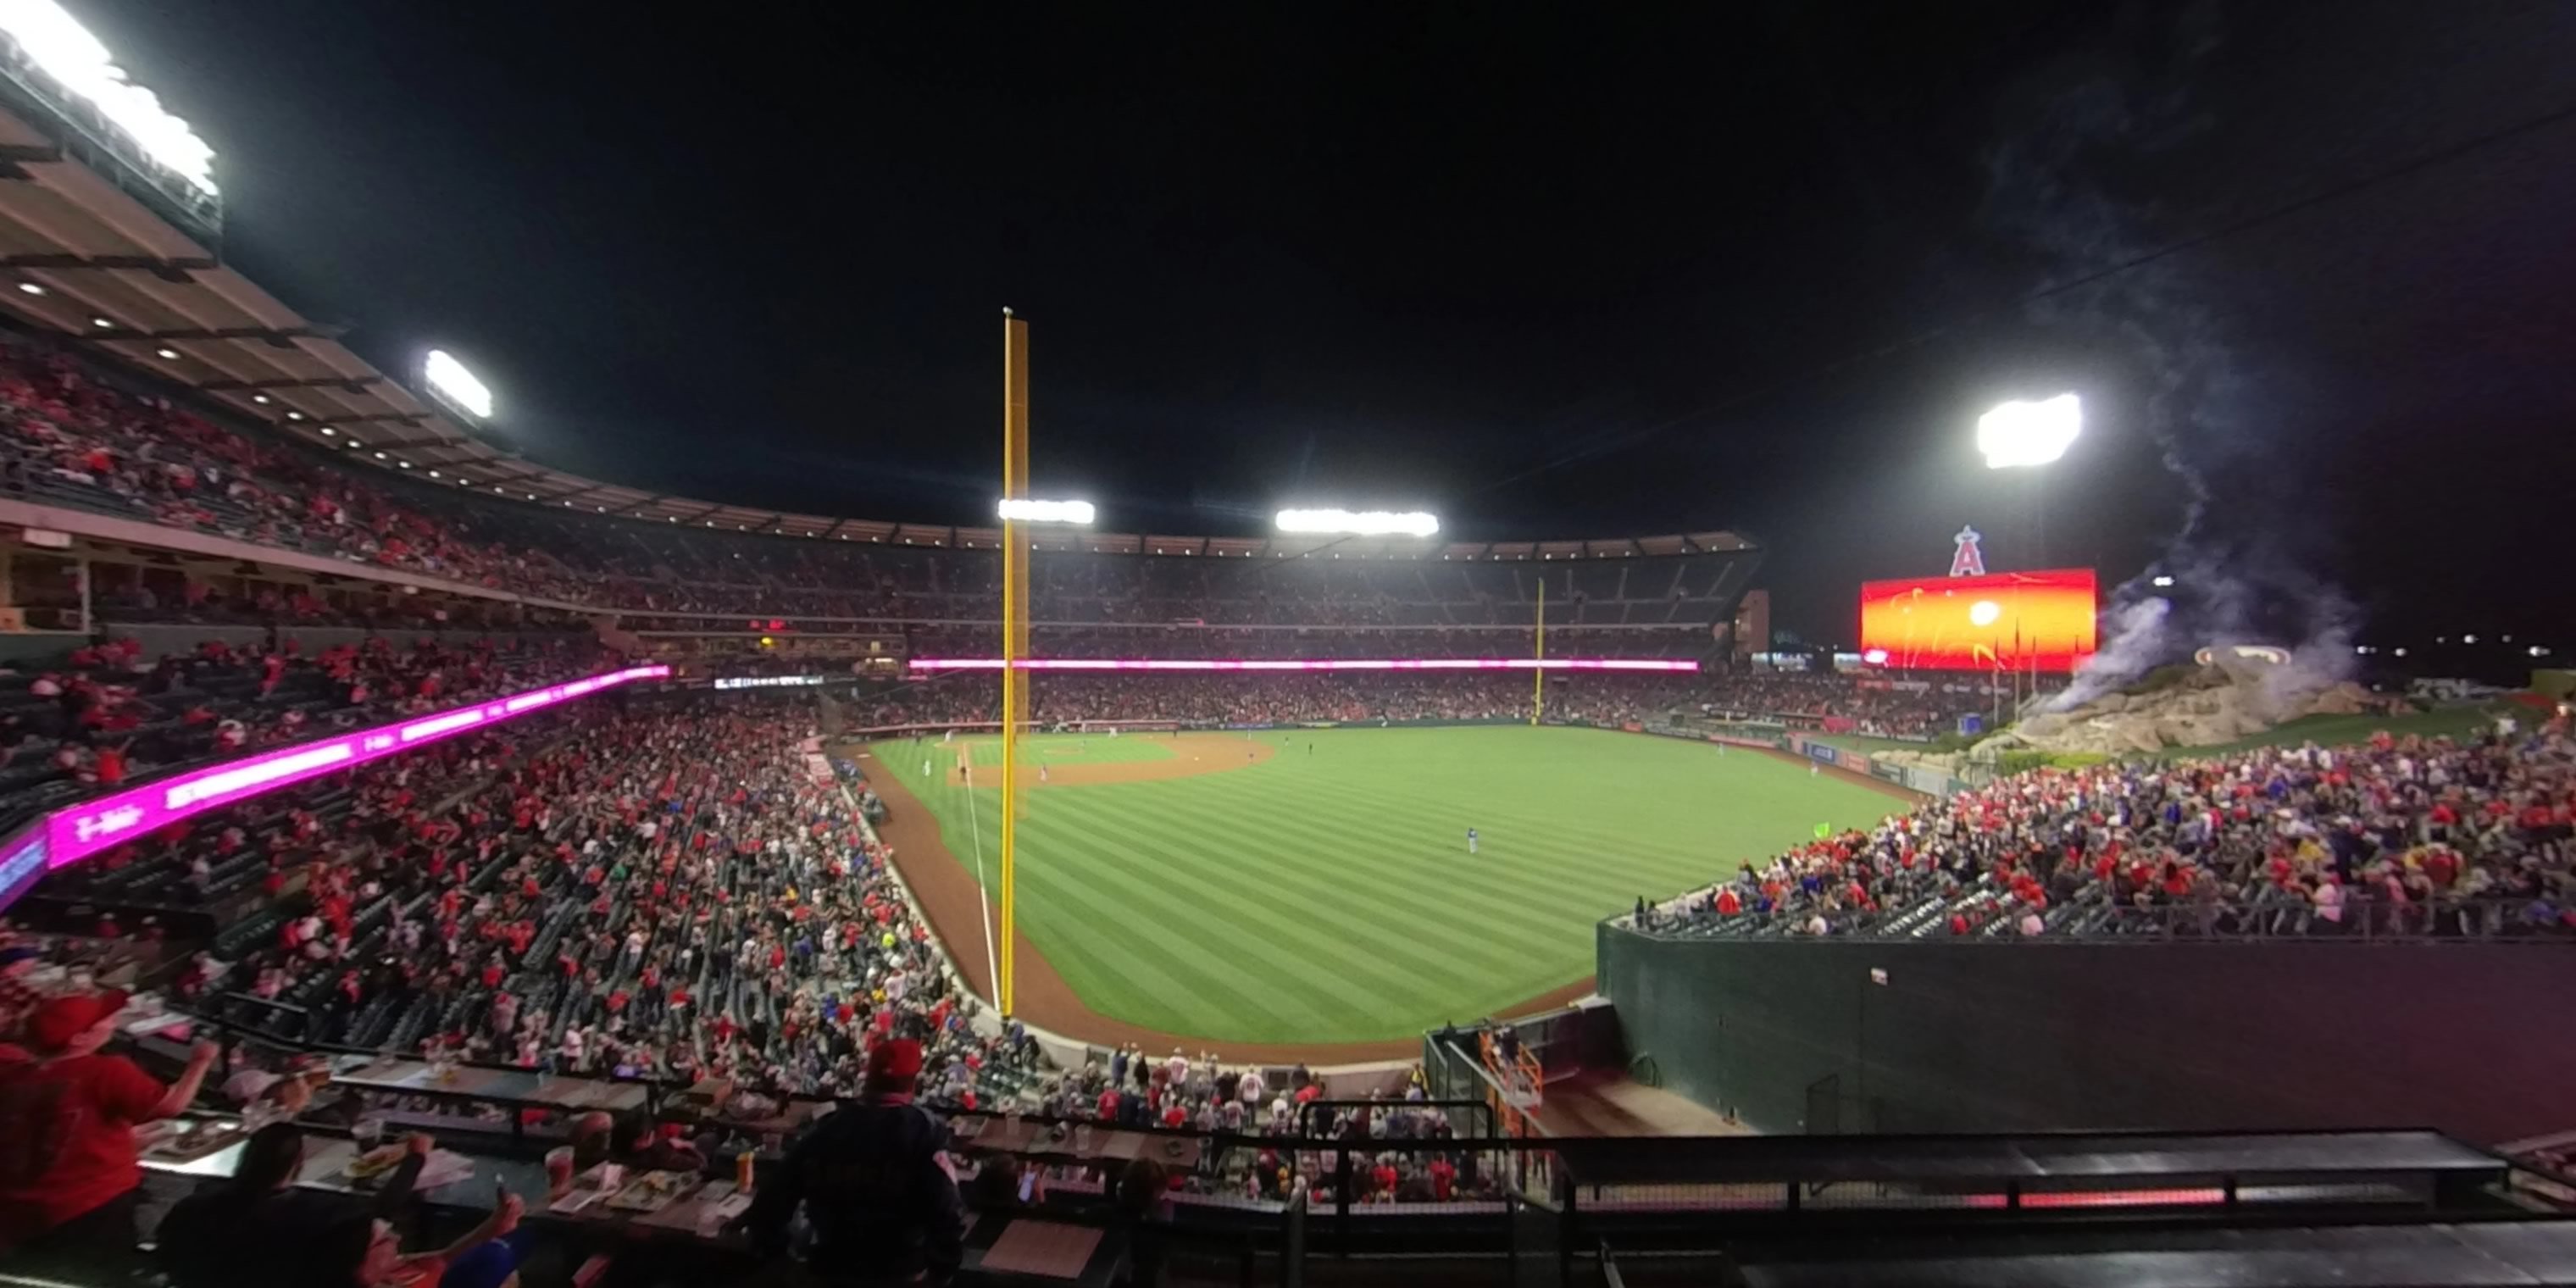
xmin=1626 ymin=895 xmax=2576 ymax=945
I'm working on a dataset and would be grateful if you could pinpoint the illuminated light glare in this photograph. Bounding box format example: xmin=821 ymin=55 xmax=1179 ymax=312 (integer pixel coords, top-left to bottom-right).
xmin=1968 ymin=600 xmax=2003 ymax=627
xmin=42 ymin=664 xmax=669 ymax=869
xmin=907 ymin=657 xmax=1699 ymax=673
xmin=1274 ymin=508 xmax=1440 ymax=537
xmin=0 ymin=1 xmax=219 ymax=193
xmin=318 ymin=426 xmax=335 ymax=436
xmin=2462 ymin=634 xmax=2479 ymax=645
xmin=423 ymin=348 xmax=495 ymax=419
xmin=2394 ymin=647 xmax=2408 ymax=658
xmin=154 ymin=347 xmax=178 ymax=360
xmin=88 ymin=316 xmax=112 ymax=328
xmin=285 ymin=411 xmax=303 ymax=420
xmin=1976 ymin=393 xmax=2083 ymax=469
xmin=14 ymin=281 xmax=42 ymax=296
xmin=1862 ymin=648 xmax=1890 ymax=665
xmin=2150 ymin=575 xmax=2174 ymax=588
xmin=397 ymin=709 xmax=483 ymax=742
xmin=251 ymin=394 xmax=270 ymax=404
xmin=995 ymin=498 xmax=1096 ymax=525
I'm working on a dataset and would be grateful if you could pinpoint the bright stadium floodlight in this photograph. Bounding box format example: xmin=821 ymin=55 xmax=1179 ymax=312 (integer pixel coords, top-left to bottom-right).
xmin=423 ymin=349 xmax=495 ymax=419
xmin=0 ymin=1 xmax=218 ymax=197
xmin=1976 ymin=393 xmax=2082 ymax=469
xmin=996 ymin=498 xmax=1095 ymax=525
xmin=1274 ymin=508 xmax=1440 ymax=537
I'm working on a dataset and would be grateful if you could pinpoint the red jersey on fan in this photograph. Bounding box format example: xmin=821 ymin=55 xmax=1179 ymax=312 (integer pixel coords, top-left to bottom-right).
xmin=0 ymin=1053 xmax=169 ymax=1241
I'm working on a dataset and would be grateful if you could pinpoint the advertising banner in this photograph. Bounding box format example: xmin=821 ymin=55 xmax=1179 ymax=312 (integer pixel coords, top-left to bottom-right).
xmin=1859 ymin=568 xmax=2099 ymax=672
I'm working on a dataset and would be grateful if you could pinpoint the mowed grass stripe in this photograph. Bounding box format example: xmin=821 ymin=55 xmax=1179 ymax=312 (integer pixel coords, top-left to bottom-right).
xmin=888 ymin=762 xmax=1288 ymax=1031
xmin=1168 ymin=774 xmax=1703 ymax=933
xmin=1042 ymin=784 xmax=1606 ymax=1030
xmin=1009 ymin=813 xmax=1370 ymax=1035
xmin=927 ymin=732 xmax=1739 ymax=955
xmin=1106 ymin=782 xmax=1621 ymax=953
xmin=1041 ymin=789 xmax=1535 ymax=1006
xmin=987 ymin=737 xmax=1790 ymax=1016
xmin=1272 ymin=773 xmax=1724 ymax=890
xmin=872 ymin=728 xmax=1901 ymax=1043
xmin=1019 ymin=798 xmax=1429 ymax=1030
xmin=1004 ymin=845 xmax=1312 ymax=1035
xmin=1005 ymin=804 xmax=1362 ymax=1032
xmin=1028 ymin=776 xmax=1537 ymax=1035
xmin=1005 ymin=736 xmax=1779 ymax=1019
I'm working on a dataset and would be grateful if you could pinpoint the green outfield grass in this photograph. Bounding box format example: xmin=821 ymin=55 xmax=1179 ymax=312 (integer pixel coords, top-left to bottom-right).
xmin=870 ymin=725 xmax=1901 ymax=1044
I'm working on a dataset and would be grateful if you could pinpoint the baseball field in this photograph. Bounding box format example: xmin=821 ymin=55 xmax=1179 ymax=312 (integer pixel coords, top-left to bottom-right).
xmin=861 ymin=724 xmax=1908 ymax=1056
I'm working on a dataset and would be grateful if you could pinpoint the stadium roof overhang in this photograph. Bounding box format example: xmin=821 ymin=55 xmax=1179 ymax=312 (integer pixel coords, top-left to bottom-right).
xmin=0 ymin=101 xmax=1757 ymax=563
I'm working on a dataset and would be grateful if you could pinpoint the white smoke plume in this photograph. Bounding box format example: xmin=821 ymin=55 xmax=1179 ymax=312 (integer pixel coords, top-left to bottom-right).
xmin=1980 ymin=9 xmax=2359 ymax=713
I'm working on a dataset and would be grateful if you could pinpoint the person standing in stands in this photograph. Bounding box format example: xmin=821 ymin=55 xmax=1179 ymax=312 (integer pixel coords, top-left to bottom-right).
xmin=0 ymin=991 xmax=220 ymax=1265
xmin=737 ymin=1039 xmax=963 ymax=1285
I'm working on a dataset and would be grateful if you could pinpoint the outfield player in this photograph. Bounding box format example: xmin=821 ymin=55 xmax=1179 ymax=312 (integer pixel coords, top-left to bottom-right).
xmin=1466 ymin=827 xmax=1480 ymax=856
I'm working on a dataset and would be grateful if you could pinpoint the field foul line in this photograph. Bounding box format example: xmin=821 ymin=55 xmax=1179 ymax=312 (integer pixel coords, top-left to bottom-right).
xmin=958 ymin=743 xmax=1001 ymax=1001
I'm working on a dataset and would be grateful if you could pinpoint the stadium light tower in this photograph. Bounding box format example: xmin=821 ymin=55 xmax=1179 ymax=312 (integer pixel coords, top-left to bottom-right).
xmin=422 ymin=349 xmax=495 ymax=420
xmin=1976 ymin=393 xmax=2082 ymax=469
xmin=1274 ymin=508 xmax=1440 ymax=536
xmin=996 ymin=498 xmax=1094 ymax=525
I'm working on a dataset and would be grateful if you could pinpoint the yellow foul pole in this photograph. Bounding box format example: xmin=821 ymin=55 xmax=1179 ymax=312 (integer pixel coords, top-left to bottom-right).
xmin=998 ymin=311 xmax=1031 ymax=1016
xmin=1530 ymin=577 xmax=1545 ymax=725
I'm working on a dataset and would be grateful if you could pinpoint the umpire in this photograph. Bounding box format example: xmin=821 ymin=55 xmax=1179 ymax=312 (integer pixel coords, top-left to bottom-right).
xmin=738 ymin=1038 xmax=966 ymax=1285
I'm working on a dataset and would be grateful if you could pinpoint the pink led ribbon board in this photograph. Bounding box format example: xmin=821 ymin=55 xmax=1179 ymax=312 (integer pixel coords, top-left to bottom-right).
xmin=905 ymin=657 xmax=1701 ymax=673
xmin=45 ymin=664 xmax=670 ymax=869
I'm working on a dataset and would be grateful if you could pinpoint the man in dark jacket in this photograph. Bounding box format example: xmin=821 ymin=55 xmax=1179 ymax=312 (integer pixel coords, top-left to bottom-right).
xmin=738 ymin=1039 xmax=964 ymax=1285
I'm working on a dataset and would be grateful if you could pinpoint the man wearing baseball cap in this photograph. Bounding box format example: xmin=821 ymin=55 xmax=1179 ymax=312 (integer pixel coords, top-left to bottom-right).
xmin=0 ymin=989 xmax=220 ymax=1265
xmin=738 ymin=1038 xmax=964 ymax=1285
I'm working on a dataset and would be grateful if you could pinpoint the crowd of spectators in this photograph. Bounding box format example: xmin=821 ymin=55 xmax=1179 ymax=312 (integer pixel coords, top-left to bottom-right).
xmin=143 ymin=697 xmax=1042 ymax=1110
xmin=0 ymin=332 xmax=1752 ymax=641
xmin=1635 ymin=715 xmax=2576 ymax=941
xmin=0 ymin=633 xmax=597 ymax=831
xmin=0 ymin=341 xmax=589 ymax=601
xmin=837 ymin=672 xmax=1709 ymax=731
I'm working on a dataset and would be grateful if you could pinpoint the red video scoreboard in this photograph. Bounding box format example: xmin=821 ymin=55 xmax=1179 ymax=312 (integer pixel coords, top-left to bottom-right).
xmin=1858 ymin=569 xmax=2098 ymax=672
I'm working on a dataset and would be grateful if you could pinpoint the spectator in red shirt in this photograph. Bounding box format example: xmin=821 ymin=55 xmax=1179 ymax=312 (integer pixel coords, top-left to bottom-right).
xmin=0 ymin=991 xmax=219 ymax=1263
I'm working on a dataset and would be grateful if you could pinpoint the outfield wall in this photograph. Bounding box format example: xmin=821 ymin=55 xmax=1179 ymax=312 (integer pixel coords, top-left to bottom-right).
xmin=1598 ymin=922 xmax=2576 ymax=1145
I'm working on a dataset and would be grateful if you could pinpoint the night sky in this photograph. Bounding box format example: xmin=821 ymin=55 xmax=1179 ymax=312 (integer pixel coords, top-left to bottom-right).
xmin=69 ymin=1 xmax=2576 ymax=654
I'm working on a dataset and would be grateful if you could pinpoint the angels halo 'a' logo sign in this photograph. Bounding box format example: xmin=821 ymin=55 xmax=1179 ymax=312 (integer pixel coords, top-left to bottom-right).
xmin=1949 ymin=525 xmax=1986 ymax=578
